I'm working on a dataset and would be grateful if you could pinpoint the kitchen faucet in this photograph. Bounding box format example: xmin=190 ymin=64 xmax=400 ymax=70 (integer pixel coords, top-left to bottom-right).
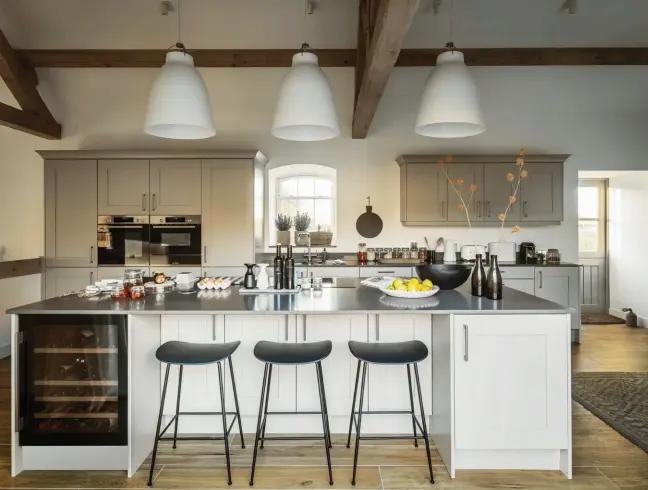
xmin=297 ymin=232 xmax=312 ymax=265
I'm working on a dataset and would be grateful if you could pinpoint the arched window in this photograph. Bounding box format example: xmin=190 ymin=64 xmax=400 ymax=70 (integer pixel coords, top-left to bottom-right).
xmin=268 ymin=164 xmax=337 ymax=246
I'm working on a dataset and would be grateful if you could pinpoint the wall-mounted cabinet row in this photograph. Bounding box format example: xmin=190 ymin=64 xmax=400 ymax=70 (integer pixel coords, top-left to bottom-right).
xmin=397 ymin=155 xmax=568 ymax=226
xmin=43 ymin=153 xmax=265 ymax=272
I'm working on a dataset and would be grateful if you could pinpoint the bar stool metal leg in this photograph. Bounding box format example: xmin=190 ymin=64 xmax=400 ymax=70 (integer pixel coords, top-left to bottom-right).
xmin=317 ymin=362 xmax=333 ymax=449
xmin=172 ymin=365 xmax=183 ymax=449
xmin=249 ymin=364 xmax=269 ymax=486
xmin=406 ymin=364 xmax=419 ymax=448
xmin=228 ymin=356 xmax=245 ymax=449
xmin=351 ymin=362 xmax=368 ymax=486
xmin=260 ymin=364 xmax=273 ymax=450
xmin=346 ymin=360 xmax=361 ymax=448
xmin=315 ymin=362 xmax=333 ymax=485
xmin=414 ymin=364 xmax=434 ymax=484
xmin=217 ymin=361 xmax=233 ymax=485
xmin=148 ymin=364 xmax=170 ymax=487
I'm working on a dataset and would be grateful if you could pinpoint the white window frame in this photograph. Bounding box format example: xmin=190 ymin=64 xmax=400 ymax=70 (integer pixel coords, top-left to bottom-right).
xmin=267 ymin=164 xmax=337 ymax=248
xmin=578 ymin=179 xmax=607 ymax=258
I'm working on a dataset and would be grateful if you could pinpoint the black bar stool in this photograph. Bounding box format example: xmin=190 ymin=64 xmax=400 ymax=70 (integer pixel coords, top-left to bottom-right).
xmin=249 ymin=340 xmax=333 ymax=486
xmin=148 ymin=340 xmax=245 ymax=487
xmin=346 ymin=340 xmax=434 ymax=485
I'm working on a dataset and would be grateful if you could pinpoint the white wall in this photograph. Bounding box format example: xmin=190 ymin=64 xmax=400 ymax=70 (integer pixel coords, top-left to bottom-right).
xmin=608 ymin=172 xmax=648 ymax=325
xmin=2 ymin=66 xmax=648 ymax=265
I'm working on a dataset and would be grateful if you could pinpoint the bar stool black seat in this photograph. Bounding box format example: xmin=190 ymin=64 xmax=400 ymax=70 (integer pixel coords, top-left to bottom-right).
xmin=249 ymin=340 xmax=333 ymax=486
xmin=347 ymin=340 xmax=434 ymax=485
xmin=148 ymin=340 xmax=245 ymax=487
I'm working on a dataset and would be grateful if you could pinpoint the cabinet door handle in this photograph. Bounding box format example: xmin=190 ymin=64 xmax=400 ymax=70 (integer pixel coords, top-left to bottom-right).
xmin=285 ymin=318 xmax=289 ymax=341
xmin=142 ymin=194 xmax=147 ymax=212
xmin=203 ymin=246 xmax=207 ymax=264
xmin=523 ymin=201 xmax=528 ymax=218
xmin=487 ymin=201 xmax=491 ymax=217
xmin=90 ymin=246 xmax=94 ymax=264
xmin=478 ymin=201 xmax=482 ymax=218
xmin=90 ymin=271 xmax=94 ymax=284
xmin=376 ymin=317 xmax=380 ymax=341
xmin=538 ymin=270 xmax=543 ymax=289
xmin=463 ymin=324 xmax=469 ymax=361
xmin=213 ymin=319 xmax=217 ymax=341
xmin=303 ymin=319 xmax=306 ymax=341
xmin=152 ymin=193 xmax=157 ymax=211
xmin=377 ymin=270 xmax=395 ymax=274
xmin=441 ymin=201 xmax=446 ymax=219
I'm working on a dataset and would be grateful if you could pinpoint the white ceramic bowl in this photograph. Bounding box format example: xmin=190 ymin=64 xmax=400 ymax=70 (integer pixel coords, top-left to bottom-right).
xmin=379 ymin=285 xmax=440 ymax=299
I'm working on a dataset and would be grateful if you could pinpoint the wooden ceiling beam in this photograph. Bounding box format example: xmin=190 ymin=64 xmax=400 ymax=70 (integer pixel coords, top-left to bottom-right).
xmin=352 ymin=0 xmax=421 ymax=139
xmin=17 ymin=47 xmax=648 ymax=68
xmin=0 ymin=102 xmax=61 ymax=139
xmin=0 ymin=28 xmax=61 ymax=139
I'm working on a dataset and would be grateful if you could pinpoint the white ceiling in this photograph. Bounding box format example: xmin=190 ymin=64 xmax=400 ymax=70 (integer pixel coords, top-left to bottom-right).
xmin=1 ymin=0 xmax=648 ymax=50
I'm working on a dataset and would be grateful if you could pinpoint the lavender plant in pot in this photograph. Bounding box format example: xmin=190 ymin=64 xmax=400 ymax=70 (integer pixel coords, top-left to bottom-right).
xmin=294 ymin=212 xmax=311 ymax=246
xmin=275 ymin=214 xmax=292 ymax=246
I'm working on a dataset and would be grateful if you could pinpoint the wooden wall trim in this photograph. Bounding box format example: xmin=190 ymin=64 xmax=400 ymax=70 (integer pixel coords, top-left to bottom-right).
xmin=36 ymin=150 xmax=263 ymax=160
xmin=396 ymin=154 xmax=571 ymax=166
xmin=0 ymin=258 xmax=42 ymax=281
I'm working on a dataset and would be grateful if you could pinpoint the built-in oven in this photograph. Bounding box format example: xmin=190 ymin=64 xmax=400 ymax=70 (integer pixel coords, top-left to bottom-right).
xmin=97 ymin=216 xmax=150 ymax=266
xmin=149 ymin=216 xmax=202 ymax=266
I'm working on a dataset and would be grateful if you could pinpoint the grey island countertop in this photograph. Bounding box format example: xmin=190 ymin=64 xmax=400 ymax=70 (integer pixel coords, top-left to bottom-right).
xmin=8 ymin=282 xmax=572 ymax=316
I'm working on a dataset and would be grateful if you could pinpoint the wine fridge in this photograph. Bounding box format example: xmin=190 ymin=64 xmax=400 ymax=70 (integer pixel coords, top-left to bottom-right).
xmin=18 ymin=315 xmax=128 ymax=446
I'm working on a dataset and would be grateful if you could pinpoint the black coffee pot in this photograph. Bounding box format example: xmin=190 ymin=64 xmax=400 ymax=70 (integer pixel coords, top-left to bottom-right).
xmin=243 ymin=263 xmax=257 ymax=289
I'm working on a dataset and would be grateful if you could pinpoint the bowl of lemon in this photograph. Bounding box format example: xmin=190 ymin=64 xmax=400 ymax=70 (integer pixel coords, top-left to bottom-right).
xmin=380 ymin=277 xmax=440 ymax=299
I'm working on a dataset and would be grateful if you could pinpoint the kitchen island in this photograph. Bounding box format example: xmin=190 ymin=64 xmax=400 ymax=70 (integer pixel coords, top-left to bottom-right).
xmin=8 ymin=284 xmax=573 ymax=480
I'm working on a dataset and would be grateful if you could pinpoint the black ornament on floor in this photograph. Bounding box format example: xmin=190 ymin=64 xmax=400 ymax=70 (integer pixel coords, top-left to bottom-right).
xmin=356 ymin=197 xmax=383 ymax=239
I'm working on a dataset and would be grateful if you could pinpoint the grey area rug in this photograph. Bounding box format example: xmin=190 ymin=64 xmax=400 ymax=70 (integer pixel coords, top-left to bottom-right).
xmin=572 ymin=372 xmax=648 ymax=453
xmin=581 ymin=312 xmax=625 ymax=325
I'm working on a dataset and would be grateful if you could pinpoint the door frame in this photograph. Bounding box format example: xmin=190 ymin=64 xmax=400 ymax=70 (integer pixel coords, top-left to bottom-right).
xmin=578 ymin=179 xmax=609 ymax=314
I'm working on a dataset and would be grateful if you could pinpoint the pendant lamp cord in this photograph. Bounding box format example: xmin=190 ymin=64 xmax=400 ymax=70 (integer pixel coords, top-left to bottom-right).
xmin=301 ymin=0 xmax=310 ymax=54
xmin=445 ymin=0 xmax=455 ymax=52
xmin=170 ymin=0 xmax=186 ymax=53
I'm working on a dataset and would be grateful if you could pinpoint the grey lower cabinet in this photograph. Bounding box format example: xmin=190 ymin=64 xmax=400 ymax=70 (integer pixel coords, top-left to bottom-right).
xmin=359 ymin=266 xmax=413 ymax=278
xmin=149 ymin=159 xmax=202 ymax=215
xmin=397 ymin=155 xmax=568 ymax=226
xmin=98 ymin=159 xmax=150 ymax=215
xmin=45 ymin=268 xmax=97 ymax=298
xmin=45 ymin=160 xmax=98 ymax=267
xmin=500 ymin=267 xmax=535 ymax=295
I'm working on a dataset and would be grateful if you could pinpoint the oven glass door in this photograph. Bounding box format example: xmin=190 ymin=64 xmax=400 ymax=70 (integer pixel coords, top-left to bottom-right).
xmin=97 ymin=225 xmax=150 ymax=266
xmin=150 ymin=225 xmax=202 ymax=265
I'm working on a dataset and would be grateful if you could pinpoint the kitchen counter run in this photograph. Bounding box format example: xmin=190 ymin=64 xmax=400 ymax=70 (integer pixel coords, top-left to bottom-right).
xmin=8 ymin=283 xmax=571 ymax=315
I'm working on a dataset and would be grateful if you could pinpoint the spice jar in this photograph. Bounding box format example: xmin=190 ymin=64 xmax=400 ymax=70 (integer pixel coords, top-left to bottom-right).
xmin=124 ymin=269 xmax=143 ymax=294
xmin=357 ymin=242 xmax=368 ymax=265
xmin=367 ymin=248 xmax=376 ymax=263
xmin=418 ymin=247 xmax=427 ymax=263
xmin=109 ymin=284 xmax=126 ymax=300
xmin=385 ymin=248 xmax=393 ymax=259
xmin=393 ymin=248 xmax=403 ymax=259
xmin=402 ymin=247 xmax=411 ymax=260
xmin=130 ymin=284 xmax=145 ymax=300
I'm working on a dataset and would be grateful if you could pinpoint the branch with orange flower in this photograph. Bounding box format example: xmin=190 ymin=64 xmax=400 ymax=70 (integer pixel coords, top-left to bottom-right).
xmin=438 ymin=155 xmax=478 ymax=228
xmin=498 ymin=148 xmax=528 ymax=234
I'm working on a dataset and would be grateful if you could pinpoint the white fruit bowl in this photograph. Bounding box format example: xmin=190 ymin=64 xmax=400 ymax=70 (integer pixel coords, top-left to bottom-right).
xmin=379 ymin=285 xmax=440 ymax=299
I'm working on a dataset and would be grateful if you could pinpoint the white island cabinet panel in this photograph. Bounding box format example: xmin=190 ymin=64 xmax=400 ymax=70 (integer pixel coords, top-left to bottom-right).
xmin=296 ymin=315 xmax=368 ymax=415
xmin=453 ymin=314 xmax=569 ymax=450
xmin=160 ymin=315 xmax=223 ymax=414
xmin=368 ymin=315 xmax=432 ymax=413
xmin=224 ymin=315 xmax=296 ymax=415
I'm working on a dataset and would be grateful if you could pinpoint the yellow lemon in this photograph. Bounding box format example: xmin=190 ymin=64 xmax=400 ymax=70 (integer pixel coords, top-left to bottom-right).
xmin=422 ymin=279 xmax=433 ymax=288
xmin=409 ymin=277 xmax=420 ymax=285
xmin=396 ymin=284 xmax=407 ymax=292
xmin=393 ymin=278 xmax=403 ymax=288
xmin=421 ymin=285 xmax=432 ymax=291
xmin=407 ymin=282 xmax=418 ymax=293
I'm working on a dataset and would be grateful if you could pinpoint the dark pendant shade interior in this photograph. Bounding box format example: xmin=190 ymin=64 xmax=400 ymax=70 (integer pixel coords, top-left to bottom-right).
xmin=356 ymin=197 xmax=383 ymax=239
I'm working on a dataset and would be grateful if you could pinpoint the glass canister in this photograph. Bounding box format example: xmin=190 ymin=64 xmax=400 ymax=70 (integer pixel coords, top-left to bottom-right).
xmin=418 ymin=247 xmax=427 ymax=263
xmin=124 ymin=269 xmax=144 ymax=294
xmin=357 ymin=242 xmax=367 ymax=265
xmin=402 ymin=247 xmax=411 ymax=260
xmin=385 ymin=247 xmax=393 ymax=259
xmin=367 ymin=247 xmax=376 ymax=263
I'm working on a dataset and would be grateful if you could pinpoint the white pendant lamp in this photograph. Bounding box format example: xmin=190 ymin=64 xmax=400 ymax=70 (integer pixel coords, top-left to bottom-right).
xmin=415 ymin=43 xmax=485 ymax=139
xmin=271 ymin=44 xmax=340 ymax=141
xmin=145 ymin=44 xmax=215 ymax=140
xmin=144 ymin=0 xmax=215 ymax=140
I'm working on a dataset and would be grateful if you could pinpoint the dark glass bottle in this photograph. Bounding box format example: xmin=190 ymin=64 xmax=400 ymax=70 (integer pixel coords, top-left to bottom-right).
xmin=471 ymin=254 xmax=486 ymax=297
xmin=486 ymin=255 xmax=503 ymax=300
xmin=284 ymin=245 xmax=295 ymax=290
xmin=273 ymin=244 xmax=284 ymax=289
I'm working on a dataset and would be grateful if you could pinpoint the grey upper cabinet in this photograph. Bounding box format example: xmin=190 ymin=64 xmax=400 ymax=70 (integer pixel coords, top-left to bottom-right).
xmin=520 ymin=163 xmax=563 ymax=222
xmin=45 ymin=160 xmax=98 ymax=267
xmin=446 ymin=163 xmax=484 ymax=223
xmin=397 ymin=155 xmax=568 ymax=226
xmin=149 ymin=159 xmax=201 ymax=215
xmin=98 ymin=159 xmax=150 ymax=215
xmin=45 ymin=267 xmax=97 ymax=298
xmin=202 ymin=159 xmax=255 ymax=266
xmin=483 ymin=163 xmax=521 ymax=223
xmin=398 ymin=159 xmax=447 ymax=224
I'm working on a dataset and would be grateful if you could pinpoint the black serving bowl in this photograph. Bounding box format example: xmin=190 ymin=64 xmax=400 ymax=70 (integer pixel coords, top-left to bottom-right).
xmin=415 ymin=263 xmax=472 ymax=290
